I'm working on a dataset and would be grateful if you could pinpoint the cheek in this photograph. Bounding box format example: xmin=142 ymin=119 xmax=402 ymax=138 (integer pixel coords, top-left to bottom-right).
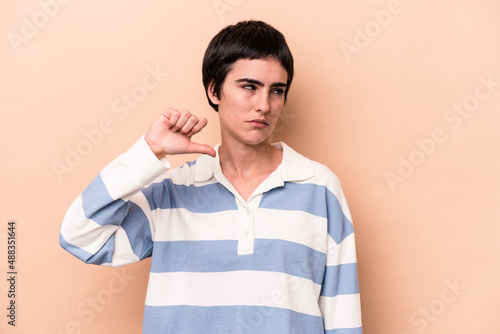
xmin=270 ymin=101 xmax=285 ymax=120
xmin=220 ymin=91 xmax=246 ymax=110
xmin=269 ymin=111 xmax=282 ymax=127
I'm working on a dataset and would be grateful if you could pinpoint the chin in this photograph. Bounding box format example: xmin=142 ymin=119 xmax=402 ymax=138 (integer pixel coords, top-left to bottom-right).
xmin=224 ymin=129 xmax=274 ymax=147
xmin=242 ymin=136 xmax=272 ymax=146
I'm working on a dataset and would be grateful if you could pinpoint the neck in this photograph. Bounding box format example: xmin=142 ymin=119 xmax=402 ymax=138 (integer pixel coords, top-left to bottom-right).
xmin=219 ymin=140 xmax=281 ymax=179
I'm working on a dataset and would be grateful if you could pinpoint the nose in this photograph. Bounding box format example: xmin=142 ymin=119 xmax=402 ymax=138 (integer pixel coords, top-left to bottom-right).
xmin=255 ymin=91 xmax=270 ymax=113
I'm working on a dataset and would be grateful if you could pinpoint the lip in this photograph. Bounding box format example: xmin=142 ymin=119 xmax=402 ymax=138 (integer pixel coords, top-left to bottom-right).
xmin=247 ymin=119 xmax=269 ymax=128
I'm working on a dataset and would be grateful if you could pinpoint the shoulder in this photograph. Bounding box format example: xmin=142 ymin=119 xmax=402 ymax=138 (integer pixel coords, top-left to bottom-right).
xmin=310 ymin=160 xmax=341 ymax=184
xmin=309 ymin=159 xmax=345 ymax=199
xmin=280 ymin=142 xmax=342 ymax=190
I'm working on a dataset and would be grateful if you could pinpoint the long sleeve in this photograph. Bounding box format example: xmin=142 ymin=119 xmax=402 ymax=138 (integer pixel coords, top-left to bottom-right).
xmin=319 ymin=182 xmax=363 ymax=333
xmin=59 ymin=136 xmax=170 ymax=267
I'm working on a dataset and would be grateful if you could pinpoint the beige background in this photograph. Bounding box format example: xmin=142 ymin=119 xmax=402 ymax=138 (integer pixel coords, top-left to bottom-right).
xmin=1 ymin=1 xmax=499 ymax=333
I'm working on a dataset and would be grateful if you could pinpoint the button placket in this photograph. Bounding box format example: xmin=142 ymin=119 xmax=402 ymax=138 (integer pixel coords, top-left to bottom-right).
xmin=236 ymin=200 xmax=257 ymax=255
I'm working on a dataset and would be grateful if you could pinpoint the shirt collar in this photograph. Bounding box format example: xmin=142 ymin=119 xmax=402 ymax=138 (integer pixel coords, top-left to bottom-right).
xmin=194 ymin=143 xmax=222 ymax=182
xmin=194 ymin=142 xmax=314 ymax=183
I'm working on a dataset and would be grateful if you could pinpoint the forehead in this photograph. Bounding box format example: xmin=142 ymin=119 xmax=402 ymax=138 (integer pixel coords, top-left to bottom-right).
xmin=227 ymin=58 xmax=288 ymax=82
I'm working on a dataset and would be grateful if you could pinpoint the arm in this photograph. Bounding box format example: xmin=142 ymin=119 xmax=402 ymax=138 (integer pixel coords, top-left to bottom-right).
xmin=59 ymin=108 xmax=215 ymax=266
xmin=319 ymin=184 xmax=363 ymax=333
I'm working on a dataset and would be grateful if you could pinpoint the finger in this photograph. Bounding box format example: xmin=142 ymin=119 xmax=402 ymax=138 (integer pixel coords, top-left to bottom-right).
xmin=186 ymin=142 xmax=217 ymax=157
xmin=179 ymin=115 xmax=199 ymax=135
xmin=166 ymin=109 xmax=181 ymax=128
xmin=171 ymin=110 xmax=192 ymax=132
xmin=186 ymin=117 xmax=208 ymax=137
xmin=162 ymin=107 xmax=179 ymax=120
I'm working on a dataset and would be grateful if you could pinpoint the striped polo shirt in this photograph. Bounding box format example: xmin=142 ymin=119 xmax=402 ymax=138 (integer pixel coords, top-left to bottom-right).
xmin=60 ymin=136 xmax=362 ymax=333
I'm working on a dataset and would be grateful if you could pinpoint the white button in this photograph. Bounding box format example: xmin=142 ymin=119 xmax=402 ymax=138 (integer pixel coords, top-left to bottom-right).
xmin=245 ymin=230 xmax=251 ymax=237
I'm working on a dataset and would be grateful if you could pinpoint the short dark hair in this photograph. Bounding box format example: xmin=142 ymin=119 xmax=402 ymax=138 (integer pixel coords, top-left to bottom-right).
xmin=202 ymin=20 xmax=294 ymax=111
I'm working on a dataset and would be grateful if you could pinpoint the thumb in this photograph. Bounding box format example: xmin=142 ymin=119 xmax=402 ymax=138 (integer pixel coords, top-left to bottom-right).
xmin=186 ymin=142 xmax=217 ymax=157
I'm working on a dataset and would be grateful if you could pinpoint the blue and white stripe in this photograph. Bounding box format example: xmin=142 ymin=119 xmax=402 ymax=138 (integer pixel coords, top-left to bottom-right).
xmin=60 ymin=136 xmax=362 ymax=333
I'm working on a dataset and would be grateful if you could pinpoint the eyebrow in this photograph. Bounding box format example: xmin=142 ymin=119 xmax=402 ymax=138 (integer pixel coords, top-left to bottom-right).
xmin=236 ymin=78 xmax=287 ymax=88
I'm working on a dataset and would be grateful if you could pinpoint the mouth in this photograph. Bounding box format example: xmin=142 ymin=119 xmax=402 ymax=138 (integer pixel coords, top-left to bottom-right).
xmin=247 ymin=119 xmax=269 ymax=128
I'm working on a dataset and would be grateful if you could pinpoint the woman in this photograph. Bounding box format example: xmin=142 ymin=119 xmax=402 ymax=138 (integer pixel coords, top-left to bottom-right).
xmin=60 ymin=20 xmax=362 ymax=333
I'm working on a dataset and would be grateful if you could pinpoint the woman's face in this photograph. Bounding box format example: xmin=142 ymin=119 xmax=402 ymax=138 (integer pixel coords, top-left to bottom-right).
xmin=209 ymin=57 xmax=288 ymax=147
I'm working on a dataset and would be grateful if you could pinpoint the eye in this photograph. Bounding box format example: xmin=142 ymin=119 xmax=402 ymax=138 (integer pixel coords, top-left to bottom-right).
xmin=243 ymin=84 xmax=256 ymax=91
xmin=271 ymin=88 xmax=285 ymax=95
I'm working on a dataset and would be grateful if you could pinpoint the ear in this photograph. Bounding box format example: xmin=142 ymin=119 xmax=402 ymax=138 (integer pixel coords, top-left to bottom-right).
xmin=207 ymin=82 xmax=220 ymax=105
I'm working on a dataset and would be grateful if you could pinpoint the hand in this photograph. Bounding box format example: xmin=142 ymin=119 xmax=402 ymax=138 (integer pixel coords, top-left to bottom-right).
xmin=144 ymin=108 xmax=216 ymax=159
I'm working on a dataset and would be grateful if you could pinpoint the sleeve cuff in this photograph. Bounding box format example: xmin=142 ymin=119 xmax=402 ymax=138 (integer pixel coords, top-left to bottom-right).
xmin=119 ymin=135 xmax=171 ymax=186
xmin=99 ymin=135 xmax=171 ymax=200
